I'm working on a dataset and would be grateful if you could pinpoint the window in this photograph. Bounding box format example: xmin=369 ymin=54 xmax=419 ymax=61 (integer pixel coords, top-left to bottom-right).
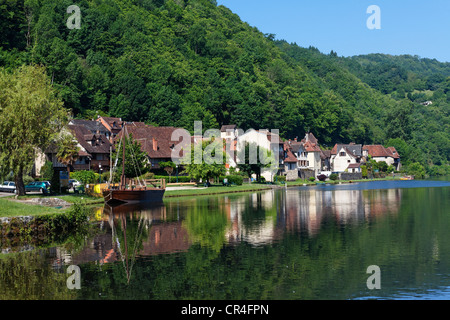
xmin=340 ymin=152 xmax=346 ymax=156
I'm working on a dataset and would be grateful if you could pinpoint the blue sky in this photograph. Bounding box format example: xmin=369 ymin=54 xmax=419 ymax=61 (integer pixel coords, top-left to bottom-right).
xmin=217 ymin=0 xmax=450 ymax=62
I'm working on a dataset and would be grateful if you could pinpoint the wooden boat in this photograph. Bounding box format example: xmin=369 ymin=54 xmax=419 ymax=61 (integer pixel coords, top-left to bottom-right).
xmin=400 ymin=175 xmax=414 ymax=180
xmin=103 ymin=123 xmax=166 ymax=205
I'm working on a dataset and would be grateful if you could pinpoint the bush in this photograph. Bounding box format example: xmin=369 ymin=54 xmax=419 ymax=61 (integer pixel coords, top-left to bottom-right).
xmin=226 ymin=175 xmax=244 ymax=185
xmin=71 ymin=170 xmax=97 ymax=185
xmin=308 ymin=176 xmax=315 ymax=182
xmin=275 ymin=175 xmax=286 ymax=182
xmin=317 ymin=174 xmax=327 ymax=182
xmin=329 ymin=173 xmax=339 ymax=181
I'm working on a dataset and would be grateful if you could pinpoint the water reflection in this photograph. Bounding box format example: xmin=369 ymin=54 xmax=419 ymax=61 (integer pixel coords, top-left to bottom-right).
xmin=64 ymin=186 xmax=404 ymax=272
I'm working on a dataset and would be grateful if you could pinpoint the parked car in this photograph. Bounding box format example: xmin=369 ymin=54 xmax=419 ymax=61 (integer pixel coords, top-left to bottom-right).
xmin=68 ymin=179 xmax=81 ymax=189
xmin=25 ymin=181 xmax=50 ymax=194
xmin=0 ymin=181 xmax=16 ymax=193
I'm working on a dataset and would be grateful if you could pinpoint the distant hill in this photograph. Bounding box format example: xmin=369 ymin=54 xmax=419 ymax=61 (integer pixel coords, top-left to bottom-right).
xmin=0 ymin=0 xmax=448 ymax=169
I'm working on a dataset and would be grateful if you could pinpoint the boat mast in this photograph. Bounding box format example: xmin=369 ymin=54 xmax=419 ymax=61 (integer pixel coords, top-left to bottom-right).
xmin=121 ymin=123 xmax=126 ymax=190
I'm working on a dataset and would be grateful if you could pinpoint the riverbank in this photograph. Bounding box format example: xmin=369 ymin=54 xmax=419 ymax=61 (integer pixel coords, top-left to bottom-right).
xmin=0 ymin=176 xmax=407 ymax=217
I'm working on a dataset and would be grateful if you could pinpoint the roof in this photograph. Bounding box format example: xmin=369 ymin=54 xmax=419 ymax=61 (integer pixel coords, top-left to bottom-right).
xmin=301 ymin=132 xmax=318 ymax=145
xmin=220 ymin=124 xmax=236 ymax=132
xmin=283 ymin=142 xmax=298 ymax=163
xmin=331 ymin=143 xmax=362 ymax=157
xmin=116 ymin=124 xmax=184 ymax=159
xmin=320 ymin=149 xmax=331 ymax=159
xmin=347 ymin=163 xmax=361 ymax=168
xmin=68 ymin=124 xmax=112 ymax=155
xmin=303 ymin=140 xmax=321 ymax=152
xmin=363 ymin=145 xmax=399 ymax=159
xmin=69 ymin=119 xmax=109 ymax=135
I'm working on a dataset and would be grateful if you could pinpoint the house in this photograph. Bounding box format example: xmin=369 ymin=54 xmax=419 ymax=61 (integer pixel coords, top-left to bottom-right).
xmin=41 ymin=121 xmax=113 ymax=174
xmin=347 ymin=163 xmax=362 ymax=173
xmin=320 ymin=149 xmax=331 ymax=171
xmin=220 ymin=124 xmax=238 ymax=140
xmin=97 ymin=116 xmax=123 ymax=141
xmin=331 ymin=145 xmax=360 ymax=172
xmin=362 ymin=145 xmax=401 ymax=171
xmin=115 ymin=124 xmax=184 ymax=170
xmin=285 ymin=132 xmax=322 ymax=178
xmin=68 ymin=124 xmax=112 ymax=172
xmin=236 ymin=129 xmax=284 ymax=181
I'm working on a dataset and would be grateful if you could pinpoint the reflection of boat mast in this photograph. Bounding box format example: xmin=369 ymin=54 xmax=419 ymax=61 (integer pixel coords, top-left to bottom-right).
xmin=110 ymin=210 xmax=149 ymax=284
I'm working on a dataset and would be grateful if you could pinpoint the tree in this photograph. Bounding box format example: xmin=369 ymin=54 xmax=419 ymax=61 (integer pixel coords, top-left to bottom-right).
xmin=159 ymin=160 xmax=176 ymax=181
xmin=181 ymin=139 xmax=226 ymax=183
xmin=407 ymin=162 xmax=426 ymax=179
xmin=237 ymin=142 xmax=275 ymax=181
xmin=56 ymin=133 xmax=79 ymax=175
xmin=111 ymin=133 xmax=150 ymax=179
xmin=0 ymin=65 xmax=67 ymax=196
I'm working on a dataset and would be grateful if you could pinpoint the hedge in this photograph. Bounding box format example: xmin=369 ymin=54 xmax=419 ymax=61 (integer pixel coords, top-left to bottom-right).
xmin=219 ymin=175 xmax=244 ymax=185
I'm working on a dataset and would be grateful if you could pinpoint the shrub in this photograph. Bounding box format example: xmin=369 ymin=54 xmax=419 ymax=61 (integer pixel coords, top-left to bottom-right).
xmin=317 ymin=174 xmax=327 ymax=181
xmin=308 ymin=176 xmax=315 ymax=182
xmin=275 ymin=175 xmax=286 ymax=182
xmin=329 ymin=173 xmax=339 ymax=181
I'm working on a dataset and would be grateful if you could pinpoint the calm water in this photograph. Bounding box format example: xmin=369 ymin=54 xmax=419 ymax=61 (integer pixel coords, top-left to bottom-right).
xmin=0 ymin=179 xmax=449 ymax=300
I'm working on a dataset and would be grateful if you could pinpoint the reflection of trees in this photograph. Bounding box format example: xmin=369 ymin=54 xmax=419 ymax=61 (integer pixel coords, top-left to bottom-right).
xmin=183 ymin=198 xmax=229 ymax=252
xmin=0 ymin=250 xmax=76 ymax=299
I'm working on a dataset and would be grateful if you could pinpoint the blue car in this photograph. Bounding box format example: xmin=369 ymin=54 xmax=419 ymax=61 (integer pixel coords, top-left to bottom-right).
xmin=25 ymin=181 xmax=51 ymax=194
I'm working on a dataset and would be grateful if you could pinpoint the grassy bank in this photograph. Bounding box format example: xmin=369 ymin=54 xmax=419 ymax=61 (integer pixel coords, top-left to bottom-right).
xmin=164 ymin=183 xmax=275 ymax=198
xmin=0 ymin=193 xmax=102 ymax=218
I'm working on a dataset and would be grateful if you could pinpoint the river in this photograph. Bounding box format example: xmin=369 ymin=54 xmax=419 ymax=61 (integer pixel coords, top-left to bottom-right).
xmin=0 ymin=179 xmax=449 ymax=300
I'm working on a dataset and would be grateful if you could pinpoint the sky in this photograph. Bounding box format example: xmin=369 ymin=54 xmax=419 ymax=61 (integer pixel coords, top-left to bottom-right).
xmin=216 ymin=0 xmax=450 ymax=62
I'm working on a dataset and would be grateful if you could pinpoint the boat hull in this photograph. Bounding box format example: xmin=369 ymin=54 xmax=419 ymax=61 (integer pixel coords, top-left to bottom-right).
xmin=103 ymin=188 xmax=165 ymax=205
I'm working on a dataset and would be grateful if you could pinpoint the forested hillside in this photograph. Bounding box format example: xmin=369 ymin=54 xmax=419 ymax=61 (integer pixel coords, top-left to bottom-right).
xmin=0 ymin=0 xmax=448 ymax=171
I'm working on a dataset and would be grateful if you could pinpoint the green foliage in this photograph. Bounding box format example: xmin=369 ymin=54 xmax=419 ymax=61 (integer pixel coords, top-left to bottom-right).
xmin=0 ymin=1 xmax=448 ymax=169
xmin=70 ymin=170 xmax=97 ymax=185
xmin=361 ymin=165 xmax=368 ymax=178
xmin=0 ymin=65 xmax=67 ymax=195
xmin=407 ymin=162 xmax=426 ymax=179
xmin=219 ymin=175 xmax=243 ymax=185
xmin=181 ymin=139 xmax=226 ymax=182
xmin=329 ymin=173 xmax=339 ymax=181
xmin=111 ymin=133 xmax=150 ymax=179
xmin=41 ymin=161 xmax=54 ymax=181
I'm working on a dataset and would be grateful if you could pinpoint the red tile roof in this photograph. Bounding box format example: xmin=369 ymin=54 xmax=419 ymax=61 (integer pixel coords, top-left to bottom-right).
xmin=363 ymin=145 xmax=400 ymax=158
xmin=116 ymin=124 xmax=184 ymax=160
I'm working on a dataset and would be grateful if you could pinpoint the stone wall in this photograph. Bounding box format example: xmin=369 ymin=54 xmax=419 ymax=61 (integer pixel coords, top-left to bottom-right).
xmin=285 ymin=170 xmax=298 ymax=181
xmin=299 ymin=169 xmax=315 ymax=180
xmin=339 ymin=172 xmax=362 ymax=180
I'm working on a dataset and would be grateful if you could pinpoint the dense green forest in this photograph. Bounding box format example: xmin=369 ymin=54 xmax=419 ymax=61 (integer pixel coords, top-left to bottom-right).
xmin=0 ymin=0 xmax=448 ymax=172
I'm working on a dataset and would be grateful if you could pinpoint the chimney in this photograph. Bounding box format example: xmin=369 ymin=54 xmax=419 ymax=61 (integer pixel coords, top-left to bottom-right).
xmin=152 ymin=137 xmax=158 ymax=151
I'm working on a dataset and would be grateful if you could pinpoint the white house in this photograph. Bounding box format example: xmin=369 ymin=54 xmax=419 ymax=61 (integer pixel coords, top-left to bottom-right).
xmin=331 ymin=146 xmax=359 ymax=172
xmin=236 ymin=129 xmax=283 ymax=181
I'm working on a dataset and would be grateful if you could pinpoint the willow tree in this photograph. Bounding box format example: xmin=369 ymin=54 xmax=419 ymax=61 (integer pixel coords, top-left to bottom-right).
xmin=0 ymin=65 xmax=67 ymax=195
